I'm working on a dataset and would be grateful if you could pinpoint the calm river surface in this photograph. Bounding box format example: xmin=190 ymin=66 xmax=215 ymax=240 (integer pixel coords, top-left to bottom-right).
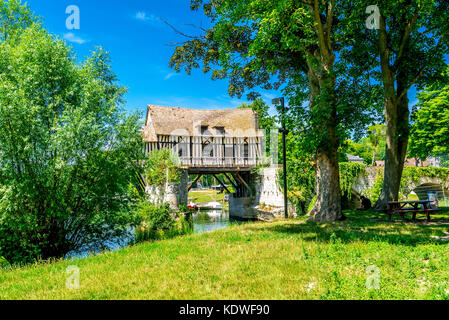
xmin=68 ymin=209 xmax=234 ymax=259
xmin=192 ymin=210 xmax=233 ymax=234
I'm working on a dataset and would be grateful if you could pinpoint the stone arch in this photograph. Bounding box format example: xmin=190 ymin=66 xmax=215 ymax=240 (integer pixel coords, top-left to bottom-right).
xmin=411 ymin=183 xmax=449 ymax=202
xmin=350 ymin=167 xmax=449 ymax=206
xmin=401 ymin=176 xmax=447 ymax=200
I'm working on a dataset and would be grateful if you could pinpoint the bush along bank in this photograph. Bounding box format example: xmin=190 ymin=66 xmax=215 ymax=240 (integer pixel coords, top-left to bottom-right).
xmin=134 ymin=202 xmax=193 ymax=243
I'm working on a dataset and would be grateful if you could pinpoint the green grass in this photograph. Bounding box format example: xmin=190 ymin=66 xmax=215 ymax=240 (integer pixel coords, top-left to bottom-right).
xmin=189 ymin=189 xmax=229 ymax=209
xmin=189 ymin=189 xmax=226 ymax=203
xmin=2 ymin=209 xmax=449 ymax=300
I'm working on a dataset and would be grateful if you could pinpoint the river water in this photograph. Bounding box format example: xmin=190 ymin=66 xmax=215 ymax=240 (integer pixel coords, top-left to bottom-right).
xmin=67 ymin=209 xmax=233 ymax=259
xmin=192 ymin=210 xmax=233 ymax=234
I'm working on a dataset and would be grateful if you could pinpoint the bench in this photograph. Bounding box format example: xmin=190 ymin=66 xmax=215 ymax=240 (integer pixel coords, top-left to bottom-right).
xmin=377 ymin=201 xmax=443 ymax=222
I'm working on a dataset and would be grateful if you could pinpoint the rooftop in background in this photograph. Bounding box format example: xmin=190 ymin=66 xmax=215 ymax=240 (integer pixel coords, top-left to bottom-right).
xmin=346 ymin=154 xmax=365 ymax=163
xmin=143 ymin=105 xmax=262 ymax=142
xmin=374 ymin=156 xmax=449 ymax=168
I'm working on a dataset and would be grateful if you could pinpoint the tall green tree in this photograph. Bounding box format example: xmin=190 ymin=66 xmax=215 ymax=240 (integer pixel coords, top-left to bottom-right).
xmin=409 ymin=66 xmax=449 ymax=159
xmin=0 ymin=21 xmax=145 ymax=263
xmin=170 ymin=0 xmax=378 ymax=222
xmin=352 ymin=0 xmax=449 ymax=207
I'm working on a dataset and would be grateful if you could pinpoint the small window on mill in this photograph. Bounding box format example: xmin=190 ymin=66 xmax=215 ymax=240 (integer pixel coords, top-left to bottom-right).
xmin=215 ymin=127 xmax=225 ymax=136
xmin=201 ymin=126 xmax=209 ymax=135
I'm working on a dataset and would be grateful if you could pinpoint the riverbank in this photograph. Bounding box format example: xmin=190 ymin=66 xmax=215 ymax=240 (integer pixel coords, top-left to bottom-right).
xmin=2 ymin=209 xmax=449 ymax=300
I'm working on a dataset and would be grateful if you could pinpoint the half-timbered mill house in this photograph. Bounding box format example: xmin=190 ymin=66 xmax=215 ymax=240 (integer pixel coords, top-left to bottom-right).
xmin=142 ymin=105 xmax=291 ymax=220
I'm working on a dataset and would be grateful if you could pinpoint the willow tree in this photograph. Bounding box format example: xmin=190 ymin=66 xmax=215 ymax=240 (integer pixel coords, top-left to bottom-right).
xmin=350 ymin=0 xmax=449 ymax=207
xmin=169 ymin=0 xmax=378 ymax=222
xmin=0 ymin=20 xmax=145 ymax=263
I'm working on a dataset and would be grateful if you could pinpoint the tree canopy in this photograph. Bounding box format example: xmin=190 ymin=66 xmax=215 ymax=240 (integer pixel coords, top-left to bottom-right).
xmin=0 ymin=9 xmax=145 ymax=263
xmin=410 ymin=66 xmax=449 ymax=160
xmin=348 ymin=0 xmax=449 ymax=207
xmin=344 ymin=124 xmax=387 ymax=166
xmin=0 ymin=0 xmax=34 ymax=41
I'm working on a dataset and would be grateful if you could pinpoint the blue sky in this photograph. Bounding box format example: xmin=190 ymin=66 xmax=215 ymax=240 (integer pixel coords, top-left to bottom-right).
xmin=26 ymin=1 xmax=447 ymax=120
xmin=27 ymin=0 xmax=279 ymax=116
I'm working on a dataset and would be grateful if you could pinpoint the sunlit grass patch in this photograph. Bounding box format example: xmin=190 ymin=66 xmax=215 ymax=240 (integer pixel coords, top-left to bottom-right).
xmin=1 ymin=209 xmax=449 ymax=300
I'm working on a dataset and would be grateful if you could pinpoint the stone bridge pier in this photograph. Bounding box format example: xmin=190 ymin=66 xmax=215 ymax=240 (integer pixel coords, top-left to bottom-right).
xmin=229 ymin=167 xmax=295 ymax=221
xmin=145 ymin=169 xmax=189 ymax=210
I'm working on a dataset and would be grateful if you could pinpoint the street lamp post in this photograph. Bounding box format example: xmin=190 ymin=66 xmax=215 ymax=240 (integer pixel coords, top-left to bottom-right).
xmin=273 ymin=97 xmax=289 ymax=219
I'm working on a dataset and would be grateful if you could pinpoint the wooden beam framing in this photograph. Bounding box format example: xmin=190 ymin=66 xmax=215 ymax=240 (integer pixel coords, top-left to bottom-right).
xmin=223 ymin=173 xmax=238 ymax=189
xmin=188 ymin=174 xmax=203 ymax=191
xmin=233 ymin=172 xmax=252 ymax=197
xmin=212 ymin=174 xmax=232 ymax=194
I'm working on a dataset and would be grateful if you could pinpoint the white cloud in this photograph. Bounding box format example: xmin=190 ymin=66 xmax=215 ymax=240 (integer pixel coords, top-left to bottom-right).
xmin=63 ymin=32 xmax=87 ymax=44
xmin=262 ymin=93 xmax=277 ymax=101
xmin=135 ymin=11 xmax=160 ymax=23
xmin=164 ymin=72 xmax=178 ymax=80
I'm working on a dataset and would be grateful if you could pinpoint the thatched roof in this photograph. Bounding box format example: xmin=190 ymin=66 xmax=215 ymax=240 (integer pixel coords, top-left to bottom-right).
xmin=143 ymin=105 xmax=262 ymax=142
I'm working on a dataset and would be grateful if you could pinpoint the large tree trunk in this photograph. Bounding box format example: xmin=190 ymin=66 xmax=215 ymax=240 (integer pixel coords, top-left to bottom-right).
xmin=304 ymin=3 xmax=344 ymax=223
xmin=376 ymin=93 xmax=410 ymax=208
xmin=306 ymin=57 xmax=343 ymax=222
xmin=308 ymin=147 xmax=344 ymax=222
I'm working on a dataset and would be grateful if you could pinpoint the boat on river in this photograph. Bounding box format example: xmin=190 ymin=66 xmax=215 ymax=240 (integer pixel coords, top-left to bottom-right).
xmin=188 ymin=201 xmax=199 ymax=210
xmin=198 ymin=201 xmax=224 ymax=210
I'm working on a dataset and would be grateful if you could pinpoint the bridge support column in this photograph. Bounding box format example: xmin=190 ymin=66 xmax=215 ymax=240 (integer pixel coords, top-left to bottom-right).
xmin=229 ymin=167 xmax=295 ymax=220
xmin=145 ymin=169 xmax=188 ymax=211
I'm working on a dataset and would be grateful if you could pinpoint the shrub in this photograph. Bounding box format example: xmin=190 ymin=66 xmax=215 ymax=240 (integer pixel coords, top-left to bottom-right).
xmin=136 ymin=202 xmax=176 ymax=231
xmin=145 ymin=149 xmax=182 ymax=188
xmin=134 ymin=202 xmax=193 ymax=243
xmin=0 ymin=256 xmax=10 ymax=268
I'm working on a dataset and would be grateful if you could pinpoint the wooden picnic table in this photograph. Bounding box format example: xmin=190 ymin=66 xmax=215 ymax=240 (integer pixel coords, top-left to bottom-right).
xmin=381 ymin=200 xmax=442 ymax=222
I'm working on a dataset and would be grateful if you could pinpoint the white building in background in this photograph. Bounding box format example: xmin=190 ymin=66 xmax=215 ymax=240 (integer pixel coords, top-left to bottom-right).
xmin=428 ymin=156 xmax=441 ymax=168
xmin=346 ymin=154 xmax=365 ymax=164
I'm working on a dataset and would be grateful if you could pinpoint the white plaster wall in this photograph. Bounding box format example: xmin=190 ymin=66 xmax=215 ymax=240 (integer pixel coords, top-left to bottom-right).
xmin=257 ymin=167 xmax=285 ymax=208
xmin=145 ymin=170 xmax=188 ymax=210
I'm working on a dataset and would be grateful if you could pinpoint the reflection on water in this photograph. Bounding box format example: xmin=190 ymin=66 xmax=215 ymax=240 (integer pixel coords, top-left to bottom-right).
xmin=193 ymin=210 xmax=234 ymax=234
xmin=67 ymin=209 xmax=236 ymax=260
xmin=66 ymin=228 xmax=134 ymax=260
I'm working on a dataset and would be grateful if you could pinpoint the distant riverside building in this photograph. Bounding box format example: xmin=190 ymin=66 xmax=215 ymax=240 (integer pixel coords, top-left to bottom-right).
xmin=346 ymin=154 xmax=365 ymax=164
xmin=375 ymin=158 xmax=437 ymax=167
xmin=404 ymin=158 xmax=429 ymax=167
xmin=428 ymin=156 xmax=442 ymax=167
xmin=374 ymin=160 xmax=385 ymax=167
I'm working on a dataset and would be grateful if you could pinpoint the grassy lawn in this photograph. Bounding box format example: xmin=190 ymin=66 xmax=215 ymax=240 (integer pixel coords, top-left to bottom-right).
xmin=189 ymin=189 xmax=226 ymax=204
xmin=2 ymin=209 xmax=449 ymax=300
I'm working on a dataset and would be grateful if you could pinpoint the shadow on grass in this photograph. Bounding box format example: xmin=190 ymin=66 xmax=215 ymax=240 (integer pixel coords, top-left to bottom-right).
xmin=247 ymin=209 xmax=449 ymax=247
